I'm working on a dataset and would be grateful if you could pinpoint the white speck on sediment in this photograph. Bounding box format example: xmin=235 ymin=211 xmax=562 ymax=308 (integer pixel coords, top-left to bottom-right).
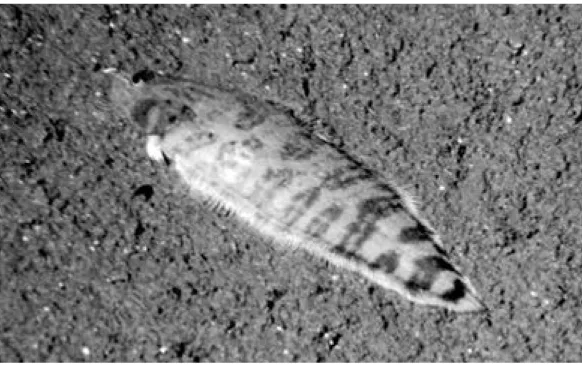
xmin=81 ymin=346 xmax=91 ymax=356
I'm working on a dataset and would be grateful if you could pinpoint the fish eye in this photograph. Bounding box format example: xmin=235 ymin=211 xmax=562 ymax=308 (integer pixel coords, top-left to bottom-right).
xmin=131 ymin=69 xmax=156 ymax=84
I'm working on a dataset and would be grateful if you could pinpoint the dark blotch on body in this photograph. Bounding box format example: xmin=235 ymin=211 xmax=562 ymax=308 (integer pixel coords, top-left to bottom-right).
xmin=369 ymin=251 xmax=399 ymax=274
xmin=234 ymin=108 xmax=266 ymax=130
xmin=131 ymin=98 xmax=198 ymax=135
xmin=335 ymin=195 xmax=402 ymax=255
xmin=234 ymin=95 xmax=268 ymax=130
xmin=335 ymin=220 xmax=377 ymax=254
xmin=293 ymin=187 xmax=321 ymax=209
xmin=322 ymin=165 xmax=375 ymax=191
xmin=321 ymin=204 xmax=343 ymax=222
xmin=280 ymin=132 xmax=320 ymax=161
xmin=178 ymin=105 xmax=197 ymax=121
xmin=262 ymin=167 xmax=295 ymax=187
xmin=305 ymin=204 xmax=343 ymax=238
xmin=405 ymin=276 xmax=432 ymax=292
xmin=161 ymin=100 xmax=197 ymax=129
xmin=283 ymin=187 xmax=322 ymax=227
xmin=359 ymin=196 xmax=402 ymax=219
xmin=183 ymin=131 xmax=218 ymax=150
xmin=131 ymin=99 xmax=160 ymax=131
xmin=242 ymin=136 xmax=264 ymax=150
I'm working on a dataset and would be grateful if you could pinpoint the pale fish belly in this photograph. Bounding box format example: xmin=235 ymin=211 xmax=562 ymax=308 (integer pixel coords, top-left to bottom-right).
xmin=110 ymin=71 xmax=486 ymax=312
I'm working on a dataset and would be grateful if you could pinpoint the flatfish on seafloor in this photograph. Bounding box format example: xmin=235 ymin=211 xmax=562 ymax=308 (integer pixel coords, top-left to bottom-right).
xmin=108 ymin=70 xmax=485 ymax=313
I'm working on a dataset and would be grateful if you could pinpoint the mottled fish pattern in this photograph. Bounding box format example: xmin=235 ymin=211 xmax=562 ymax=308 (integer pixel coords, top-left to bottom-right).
xmin=109 ymin=71 xmax=485 ymax=312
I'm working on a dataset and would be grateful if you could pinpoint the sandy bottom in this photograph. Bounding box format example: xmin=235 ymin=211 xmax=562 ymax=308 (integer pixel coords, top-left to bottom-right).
xmin=1 ymin=4 xmax=580 ymax=361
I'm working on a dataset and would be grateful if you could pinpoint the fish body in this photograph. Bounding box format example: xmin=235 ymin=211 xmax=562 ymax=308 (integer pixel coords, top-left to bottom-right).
xmin=110 ymin=71 xmax=485 ymax=312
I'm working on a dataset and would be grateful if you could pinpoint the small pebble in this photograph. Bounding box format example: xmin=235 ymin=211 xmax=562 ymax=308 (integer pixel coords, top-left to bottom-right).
xmin=508 ymin=38 xmax=523 ymax=49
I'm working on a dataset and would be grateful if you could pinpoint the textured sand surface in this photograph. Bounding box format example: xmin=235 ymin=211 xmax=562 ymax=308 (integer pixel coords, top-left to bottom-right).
xmin=1 ymin=5 xmax=581 ymax=361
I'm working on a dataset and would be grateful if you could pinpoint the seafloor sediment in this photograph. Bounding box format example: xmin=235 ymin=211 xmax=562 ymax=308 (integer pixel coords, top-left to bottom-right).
xmin=1 ymin=4 xmax=580 ymax=361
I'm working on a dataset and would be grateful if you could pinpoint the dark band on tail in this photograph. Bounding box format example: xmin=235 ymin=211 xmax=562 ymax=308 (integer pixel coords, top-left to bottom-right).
xmin=440 ymin=278 xmax=467 ymax=302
